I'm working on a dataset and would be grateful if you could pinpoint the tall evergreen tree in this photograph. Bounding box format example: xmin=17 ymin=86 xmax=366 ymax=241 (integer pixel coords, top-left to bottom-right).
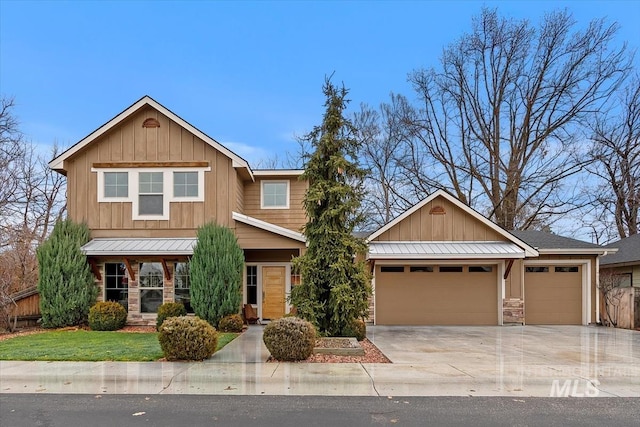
xmin=190 ymin=222 xmax=244 ymax=327
xmin=290 ymin=78 xmax=371 ymax=336
xmin=37 ymin=219 xmax=97 ymax=328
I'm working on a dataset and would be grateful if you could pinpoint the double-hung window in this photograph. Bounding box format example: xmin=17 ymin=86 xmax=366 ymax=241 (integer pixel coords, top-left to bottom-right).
xmin=138 ymin=172 xmax=164 ymax=216
xmin=93 ymin=166 xmax=209 ymax=220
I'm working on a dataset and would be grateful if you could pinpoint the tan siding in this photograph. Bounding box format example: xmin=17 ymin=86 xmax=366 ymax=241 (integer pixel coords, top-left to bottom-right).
xmin=505 ymin=259 xmax=523 ymax=299
xmin=242 ymin=177 xmax=307 ymax=232
xmin=374 ymin=196 xmax=504 ymax=242
xmin=234 ymin=222 xmax=306 ymax=250
xmin=64 ymin=105 xmax=238 ymax=237
xmin=236 ymin=175 xmax=245 ymax=213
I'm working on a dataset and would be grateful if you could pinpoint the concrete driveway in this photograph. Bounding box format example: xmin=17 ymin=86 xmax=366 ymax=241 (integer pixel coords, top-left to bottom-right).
xmin=366 ymin=325 xmax=640 ymax=397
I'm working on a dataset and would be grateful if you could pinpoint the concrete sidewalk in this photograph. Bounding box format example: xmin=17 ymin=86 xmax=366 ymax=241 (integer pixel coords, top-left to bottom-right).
xmin=1 ymin=325 xmax=638 ymax=397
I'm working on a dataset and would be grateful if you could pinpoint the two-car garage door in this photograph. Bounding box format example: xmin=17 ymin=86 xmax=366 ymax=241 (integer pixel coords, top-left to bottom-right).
xmin=375 ymin=265 xmax=498 ymax=325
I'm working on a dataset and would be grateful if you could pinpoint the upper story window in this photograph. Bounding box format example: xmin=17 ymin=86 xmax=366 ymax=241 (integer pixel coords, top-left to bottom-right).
xmin=93 ymin=165 xmax=210 ymax=221
xmin=104 ymin=172 xmax=128 ymax=198
xmin=139 ymin=172 xmax=164 ymax=216
xmin=174 ymin=171 xmax=198 ymax=197
xmin=261 ymin=180 xmax=289 ymax=209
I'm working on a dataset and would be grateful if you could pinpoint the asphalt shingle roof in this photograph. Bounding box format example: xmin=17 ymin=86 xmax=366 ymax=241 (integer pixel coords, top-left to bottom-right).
xmin=509 ymin=230 xmax=603 ymax=250
xmin=601 ymin=234 xmax=640 ymax=266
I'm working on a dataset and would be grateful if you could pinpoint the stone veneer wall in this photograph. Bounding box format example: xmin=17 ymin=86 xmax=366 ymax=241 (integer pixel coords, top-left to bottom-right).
xmin=503 ymin=298 xmax=524 ymax=324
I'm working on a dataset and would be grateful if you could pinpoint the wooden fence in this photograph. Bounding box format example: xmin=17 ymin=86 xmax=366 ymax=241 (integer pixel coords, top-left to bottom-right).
xmin=600 ymin=287 xmax=639 ymax=330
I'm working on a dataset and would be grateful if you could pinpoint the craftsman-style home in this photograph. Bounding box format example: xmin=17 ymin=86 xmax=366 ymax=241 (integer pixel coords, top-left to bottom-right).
xmin=50 ymin=96 xmax=613 ymax=326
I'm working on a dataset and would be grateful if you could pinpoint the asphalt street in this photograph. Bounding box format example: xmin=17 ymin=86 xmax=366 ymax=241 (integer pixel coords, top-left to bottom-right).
xmin=1 ymin=395 xmax=639 ymax=427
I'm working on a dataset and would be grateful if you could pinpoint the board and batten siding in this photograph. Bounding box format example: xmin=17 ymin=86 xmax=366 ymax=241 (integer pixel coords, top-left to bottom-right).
xmin=242 ymin=177 xmax=307 ymax=232
xmin=373 ymin=196 xmax=506 ymax=242
xmin=234 ymin=222 xmax=306 ymax=250
xmin=65 ymin=106 xmax=238 ymax=237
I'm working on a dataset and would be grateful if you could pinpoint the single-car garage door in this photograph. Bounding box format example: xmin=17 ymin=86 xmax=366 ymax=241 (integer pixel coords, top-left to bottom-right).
xmin=375 ymin=264 xmax=498 ymax=325
xmin=524 ymin=265 xmax=582 ymax=325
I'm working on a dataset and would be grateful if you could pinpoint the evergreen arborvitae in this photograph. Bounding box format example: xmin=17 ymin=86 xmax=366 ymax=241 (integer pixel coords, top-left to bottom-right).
xmin=190 ymin=222 xmax=244 ymax=327
xmin=290 ymin=78 xmax=371 ymax=337
xmin=36 ymin=219 xmax=97 ymax=328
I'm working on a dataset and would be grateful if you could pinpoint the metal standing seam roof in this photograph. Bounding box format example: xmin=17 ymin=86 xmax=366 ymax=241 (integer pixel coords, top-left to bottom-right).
xmin=81 ymin=238 xmax=197 ymax=256
xmin=368 ymin=241 xmax=526 ymax=259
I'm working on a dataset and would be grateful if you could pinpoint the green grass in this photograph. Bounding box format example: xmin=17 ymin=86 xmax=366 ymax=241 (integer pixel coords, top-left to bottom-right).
xmin=0 ymin=330 xmax=239 ymax=361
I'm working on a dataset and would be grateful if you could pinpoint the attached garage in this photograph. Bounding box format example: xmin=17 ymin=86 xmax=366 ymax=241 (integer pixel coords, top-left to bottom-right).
xmin=375 ymin=264 xmax=499 ymax=325
xmin=524 ymin=264 xmax=583 ymax=325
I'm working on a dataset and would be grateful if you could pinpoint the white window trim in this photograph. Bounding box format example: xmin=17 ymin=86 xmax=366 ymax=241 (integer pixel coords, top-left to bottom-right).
xmin=172 ymin=170 xmax=204 ymax=201
xmin=260 ymin=180 xmax=290 ymax=209
xmin=96 ymin=168 xmax=130 ymax=202
xmin=92 ymin=166 xmax=210 ymax=221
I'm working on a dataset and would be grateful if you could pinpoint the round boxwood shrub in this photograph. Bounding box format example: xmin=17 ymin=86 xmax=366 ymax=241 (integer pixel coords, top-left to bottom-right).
xmin=262 ymin=317 xmax=316 ymax=361
xmin=156 ymin=302 xmax=187 ymax=331
xmin=218 ymin=314 xmax=244 ymax=332
xmin=158 ymin=316 xmax=218 ymax=361
xmin=343 ymin=318 xmax=366 ymax=341
xmin=88 ymin=301 xmax=127 ymax=331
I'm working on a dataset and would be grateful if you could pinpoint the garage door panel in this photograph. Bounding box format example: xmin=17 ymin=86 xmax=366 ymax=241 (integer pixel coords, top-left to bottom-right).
xmin=525 ymin=265 xmax=582 ymax=325
xmin=376 ymin=269 xmax=498 ymax=325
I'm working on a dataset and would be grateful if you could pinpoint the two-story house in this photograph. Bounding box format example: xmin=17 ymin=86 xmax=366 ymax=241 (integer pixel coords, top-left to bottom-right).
xmin=50 ymin=96 xmax=306 ymax=325
xmin=51 ymin=96 xmax=614 ymax=327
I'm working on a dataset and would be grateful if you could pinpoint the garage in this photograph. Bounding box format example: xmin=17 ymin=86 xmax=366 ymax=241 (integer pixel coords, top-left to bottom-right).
xmin=524 ymin=264 xmax=582 ymax=325
xmin=375 ymin=264 xmax=499 ymax=325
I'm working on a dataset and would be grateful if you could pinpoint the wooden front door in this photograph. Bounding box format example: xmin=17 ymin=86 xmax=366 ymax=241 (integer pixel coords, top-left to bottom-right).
xmin=262 ymin=266 xmax=286 ymax=319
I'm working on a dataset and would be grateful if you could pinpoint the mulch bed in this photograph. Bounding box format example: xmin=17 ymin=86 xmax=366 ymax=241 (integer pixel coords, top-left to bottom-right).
xmin=267 ymin=338 xmax=391 ymax=363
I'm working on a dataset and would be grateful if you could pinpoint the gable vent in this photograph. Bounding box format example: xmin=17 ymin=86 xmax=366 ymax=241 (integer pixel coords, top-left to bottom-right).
xmin=429 ymin=206 xmax=446 ymax=215
xmin=142 ymin=118 xmax=160 ymax=128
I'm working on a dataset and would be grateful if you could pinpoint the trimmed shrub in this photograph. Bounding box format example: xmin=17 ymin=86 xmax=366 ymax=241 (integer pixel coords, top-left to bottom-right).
xmin=88 ymin=301 xmax=127 ymax=331
xmin=218 ymin=314 xmax=243 ymax=332
xmin=158 ymin=316 xmax=219 ymax=361
xmin=263 ymin=317 xmax=316 ymax=361
xmin=156 ymin=302 xmax=187 ymax=331
xmin=37 ymin=219 xmax=98 ymax=328
xmin=342 ymin=318 xmax=366 ymax=341
xmin=190 ymin=222 xmax=244 ymax=327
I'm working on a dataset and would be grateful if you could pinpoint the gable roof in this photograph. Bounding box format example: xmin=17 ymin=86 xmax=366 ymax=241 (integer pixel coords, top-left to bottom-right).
xmin=510 ymin=230 xmax=612 ymax=255
xmin=232 ymin=212 xmax=306 ymax=243
xmin=367 ymin=189 xmax=538 ymax=257
xmin=601 ymin=234 xmax=640 ymax=266
xmin=49 ymin=95 xmax=253 ymax=179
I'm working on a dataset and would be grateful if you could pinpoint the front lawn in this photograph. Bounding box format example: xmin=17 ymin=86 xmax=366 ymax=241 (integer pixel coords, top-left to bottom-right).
xmin=0 ymin=330 xmax=238 ymax=361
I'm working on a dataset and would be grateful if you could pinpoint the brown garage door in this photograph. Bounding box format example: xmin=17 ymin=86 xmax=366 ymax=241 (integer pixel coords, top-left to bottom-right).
xmin=375 ymin=265 xmax=498 ymax=325
xmin=524 ymin=265 xmax=582 ymax=325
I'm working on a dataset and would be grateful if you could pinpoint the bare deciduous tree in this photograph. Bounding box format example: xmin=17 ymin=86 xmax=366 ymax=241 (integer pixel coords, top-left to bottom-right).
xmin=0 ymin=97 xmax=67 ymax=329
xmin=585 ymin=76 xmax=640 ymax=241
xmin=355 ymin=99 xmax=417 ymax=230
xmin=392 ymin=8 xmax=630 ymax=230
xmin=0 ymin=97 xmax=25 ymax=222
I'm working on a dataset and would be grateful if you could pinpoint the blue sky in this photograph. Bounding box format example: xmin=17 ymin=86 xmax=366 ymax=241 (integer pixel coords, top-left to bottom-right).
xmin=1 ymin=0 xmax=639 ymax=166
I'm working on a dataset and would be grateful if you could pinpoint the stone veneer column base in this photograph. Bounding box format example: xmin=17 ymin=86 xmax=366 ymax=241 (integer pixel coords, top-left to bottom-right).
xmin=503 ymin=298 xmax=524 ymax=324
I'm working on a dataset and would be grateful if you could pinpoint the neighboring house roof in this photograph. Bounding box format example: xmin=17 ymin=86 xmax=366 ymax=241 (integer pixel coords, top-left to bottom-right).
xmin=49 ymin=95 xmax=254 ymax=180
xmin=82 ymin=238 xmax=196 ymax=256
xmin=232 ymin=212 xmax=306 ymax=243
xmin=601 ymin=234 xmax=640 ymax=266
xmin=509 ymin=230 xmax=611 ymax=255
xmin=368 ymin=241 xmax=526 ymax=260
xmin=367 ymin=189 xmax=538 ymax=257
